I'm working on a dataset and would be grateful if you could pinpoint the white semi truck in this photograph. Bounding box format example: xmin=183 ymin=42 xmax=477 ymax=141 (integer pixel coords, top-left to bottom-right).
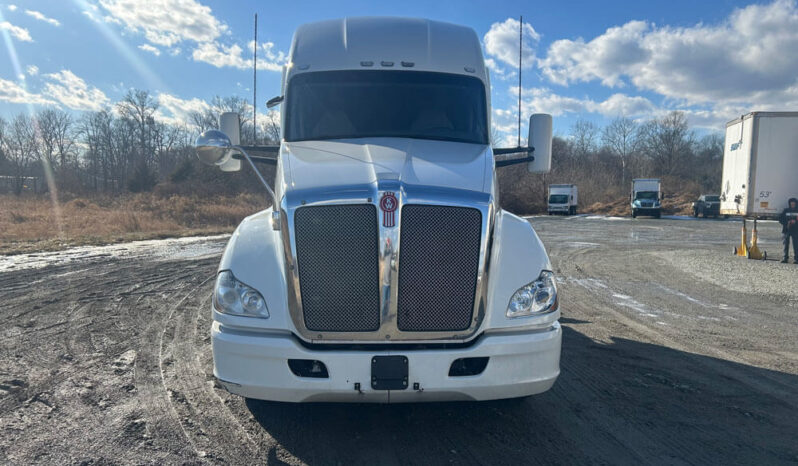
xmin=631 ymin=178 xmax=662 ymax=218
xmin=548 ymin=184 xmax=578 ymax=215
xmin=195 ymin=17 xmax=561 ymax=403
xmin=721 ymin=112 xmax=798 ymax=219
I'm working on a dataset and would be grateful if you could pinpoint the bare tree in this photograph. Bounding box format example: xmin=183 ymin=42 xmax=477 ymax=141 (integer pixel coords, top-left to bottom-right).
xmin=569 ymin=119 xmax=599 ymax=159
xmin=601 ymin=116 xmax=640 ymax=184
xmin=117 ymin=89 xmax=159 ymax=170
xmin=4 ymin=114 xmax=38 ymax=195
xmin=640 ymin=111 xmax=694 ymax=175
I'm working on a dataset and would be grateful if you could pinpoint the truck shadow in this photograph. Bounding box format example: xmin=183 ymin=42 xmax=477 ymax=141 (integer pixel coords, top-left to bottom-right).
xmin=245 ymin=324 xmax=798 ymax=465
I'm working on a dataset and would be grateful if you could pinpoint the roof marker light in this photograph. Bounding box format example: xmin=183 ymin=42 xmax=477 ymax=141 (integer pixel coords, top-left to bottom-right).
xmin=297 ymin=64 xmax=310 ymax=70
xmin=464 ymin=66 xmax=475 ymax=73
xmin=381 ymin=61 xmax=394 ymax=67
xmin=401 ymin=61 xmax=414 ymax=67
xmin=360 ymin=61 xmax=374 ymax=67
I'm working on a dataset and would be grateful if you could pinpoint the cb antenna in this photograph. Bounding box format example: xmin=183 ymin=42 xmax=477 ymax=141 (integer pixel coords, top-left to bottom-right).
xmin=253 ymin=13 xmax=258 ymax=144
xmin=518 ymin=15 xmax=522 ymax=148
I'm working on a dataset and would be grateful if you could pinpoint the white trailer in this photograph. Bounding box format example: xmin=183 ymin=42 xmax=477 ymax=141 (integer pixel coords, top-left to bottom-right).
xmin=547 ymin=184 xmax=578 ymax=215
xmin=631 ymin=178 xmax=662 ymax=218
xmin=721 ymin=112 xmax=798 ymax=219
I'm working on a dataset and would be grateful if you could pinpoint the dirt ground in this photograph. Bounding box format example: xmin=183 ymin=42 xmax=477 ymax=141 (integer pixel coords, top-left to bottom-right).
xmin=1 ymin=216 xmax=796 ymax=465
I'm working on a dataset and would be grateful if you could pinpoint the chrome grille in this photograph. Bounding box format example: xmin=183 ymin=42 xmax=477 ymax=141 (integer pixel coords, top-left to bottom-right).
xmin=294 ymin=205 xmax=380 ymax=332
xmin=396 ymin=205 xmax=482 ymax=331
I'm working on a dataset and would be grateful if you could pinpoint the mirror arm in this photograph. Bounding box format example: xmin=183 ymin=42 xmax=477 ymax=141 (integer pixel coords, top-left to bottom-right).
xmin=233 ymin=146 xmax=278 ymax=208
xmin=495 ymin=154 xmax=535 ymax=168
xmin=239 ymin=145 xmax=280 ymax=154
xmin=494 ymin=146 xmax=536 ymax=168
xmin=493 ymin=146 xmax=534 ymax=156
xmin=232 ymin=153 xmax=277 ymax=165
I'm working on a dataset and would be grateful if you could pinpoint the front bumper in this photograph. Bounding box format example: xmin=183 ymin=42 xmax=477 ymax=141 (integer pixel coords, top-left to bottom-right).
xmin=633 ymin=206 xmax=660 ymax=215
xmin=548 ymin=204 xmax=570 ymax=212
xmin=212 ymin=321 xmax=561 ymax=403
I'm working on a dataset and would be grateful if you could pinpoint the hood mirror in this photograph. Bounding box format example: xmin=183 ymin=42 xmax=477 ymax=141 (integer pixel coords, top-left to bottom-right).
xmin=196 ymin=130 xmax=234 ymax=166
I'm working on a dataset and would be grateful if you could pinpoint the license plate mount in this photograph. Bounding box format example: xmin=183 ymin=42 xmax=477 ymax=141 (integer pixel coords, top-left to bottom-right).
xmin=371 ymin=356 xmax=408 ymax=390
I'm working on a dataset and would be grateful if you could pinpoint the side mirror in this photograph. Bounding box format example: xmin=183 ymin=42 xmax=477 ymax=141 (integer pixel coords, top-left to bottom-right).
xmin=218 ymin=112 xmax=242 ymax=172
xmin=527 ymin=114 xmax=552 ymax=173
xmin=266 ymin=95 xmax=284 ymax=109
xmin=195 ymin=130 xmax=234 ymax=166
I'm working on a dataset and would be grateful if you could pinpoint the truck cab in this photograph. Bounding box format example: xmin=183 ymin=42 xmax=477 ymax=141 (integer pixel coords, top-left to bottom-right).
xmin=195 ymin=17 xmax=560 ymax=403
xmin=548 ymin=184 xmax=578 ymax=215
xmin=631 ymin=178 xmax=662 ymax=218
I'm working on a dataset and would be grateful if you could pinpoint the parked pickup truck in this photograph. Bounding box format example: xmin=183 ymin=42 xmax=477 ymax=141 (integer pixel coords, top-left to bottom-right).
xmin=194 ymin=17 xmax=561 ymax=403
xmin=692 ymin=195 xmax=721 ymax=218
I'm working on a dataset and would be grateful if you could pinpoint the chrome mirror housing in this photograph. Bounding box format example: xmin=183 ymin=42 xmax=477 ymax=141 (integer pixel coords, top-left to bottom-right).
xmin=196 ymin=130 xmax=234 ymax=166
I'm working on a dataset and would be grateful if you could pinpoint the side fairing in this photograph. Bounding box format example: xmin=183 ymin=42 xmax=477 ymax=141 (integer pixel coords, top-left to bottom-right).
xmin=215 ymin=209 xmax=292 ymax=332
xmin=483 ymin=210 xmax=559 ymax=331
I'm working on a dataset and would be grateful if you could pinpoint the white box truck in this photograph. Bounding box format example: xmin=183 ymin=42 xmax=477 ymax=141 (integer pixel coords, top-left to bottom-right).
xmin=548 ymin=184 xmax=578 ymax=215
xmin=721 ymin=112 xmax=798 ymax=219
xmin=631 ymin=178 xmax=662 ymax=218
xmin=194 ymin=17 xmax=561 ymax=403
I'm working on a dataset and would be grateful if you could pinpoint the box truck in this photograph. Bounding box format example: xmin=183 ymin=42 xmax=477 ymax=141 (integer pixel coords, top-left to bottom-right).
xmin=194 ymin=17 xmax=561 ymax=403
xmin=548 ymin=184 xmax=578 ymax=215
xmin=720 ymin=112 xmax=798 ymax=219
xmin=631 ymin=178 xmax=662 ymax=218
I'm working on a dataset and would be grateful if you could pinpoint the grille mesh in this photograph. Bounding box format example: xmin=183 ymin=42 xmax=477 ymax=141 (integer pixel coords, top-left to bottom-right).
xmin=294 ymin=205 xmax=380 ymax=332
xmin=397 ymin=205 xmax=482 ymax=331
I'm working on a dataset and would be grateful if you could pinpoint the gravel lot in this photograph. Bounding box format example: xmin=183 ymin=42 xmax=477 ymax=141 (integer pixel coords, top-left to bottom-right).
xmin=1 ymin=215 xmax=796 ymax=465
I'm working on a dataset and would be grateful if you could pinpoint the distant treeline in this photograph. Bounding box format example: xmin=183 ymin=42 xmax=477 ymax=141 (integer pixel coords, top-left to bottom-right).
xmin=0 ymin=89 xmax=277 ymax=196
xmin=498 ymin=111 xmax=723 ymax=213
xmin=1 ymin=91 xmax=721 ymax=214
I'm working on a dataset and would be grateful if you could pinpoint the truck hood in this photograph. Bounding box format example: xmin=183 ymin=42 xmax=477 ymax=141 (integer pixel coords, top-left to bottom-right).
xmin=282 ymin=138 xmax=491 ymax=196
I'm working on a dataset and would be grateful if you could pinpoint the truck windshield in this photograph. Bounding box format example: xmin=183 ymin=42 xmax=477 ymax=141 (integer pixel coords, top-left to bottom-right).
xmin=705 ymin=196 xmax=720 ymax=202
xmin=284 ymin=70 xmax=488 ymax=145
xmin=549 ymin=194 xmax=568 ymax=204
xmin=636 ymin=191 xmax=659 ymax=200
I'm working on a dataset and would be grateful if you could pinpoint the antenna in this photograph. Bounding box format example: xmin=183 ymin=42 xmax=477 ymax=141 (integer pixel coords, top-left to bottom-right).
xmin=253 ymin=13 xmax=258 ymax=144
xmin=518 ymin=15 xmax=522 ymax=148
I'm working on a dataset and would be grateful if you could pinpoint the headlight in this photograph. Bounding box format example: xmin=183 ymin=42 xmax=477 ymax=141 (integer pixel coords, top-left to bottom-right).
xmin=507 ymin=271 xmax=558 ymax=318
xmin=213 ymin=270 xmax=269 ymax=318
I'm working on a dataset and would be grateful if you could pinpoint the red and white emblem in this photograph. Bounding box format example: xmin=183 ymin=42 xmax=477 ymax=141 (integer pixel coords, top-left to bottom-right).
xmin=380 ymin=192 xmax=398 ymax=227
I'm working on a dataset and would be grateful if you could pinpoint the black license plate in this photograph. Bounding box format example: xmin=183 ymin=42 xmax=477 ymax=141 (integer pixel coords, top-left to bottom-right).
xmin=371 ymin=356 xmax=408 ymax=390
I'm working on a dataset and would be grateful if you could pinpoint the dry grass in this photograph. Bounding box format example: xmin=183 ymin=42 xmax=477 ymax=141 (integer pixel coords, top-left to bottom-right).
xmin=0 ymin=193 xmax=268 ymax=255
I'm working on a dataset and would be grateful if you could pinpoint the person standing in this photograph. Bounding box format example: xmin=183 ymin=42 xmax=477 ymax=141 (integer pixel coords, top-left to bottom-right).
xmin=779 ymin=197 xmax=798 ymax=263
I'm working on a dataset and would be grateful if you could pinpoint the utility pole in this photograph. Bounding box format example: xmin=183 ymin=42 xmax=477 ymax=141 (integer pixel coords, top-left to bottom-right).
xmin=518 ymin=15 xmax=522 ymax=148
xmin=253 ymin=13 xmax=258 ymax=144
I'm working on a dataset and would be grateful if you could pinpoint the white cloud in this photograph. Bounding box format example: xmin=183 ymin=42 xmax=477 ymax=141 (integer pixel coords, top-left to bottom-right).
xmin=138 ymin=43 xmax=161 ymax=56
xmin=156 ymin=92 xmax=209 ymax=126
xmin=97 ymin=0 xmax=227 ymax=47
xmin=42 ymin=70 xmax=110 ymax=111
xmin=483 ymin=18 xmax=539 ymax=69
xmin=0 ymin=20 xmax=32 ymax=42
xmin=192 ymin=40 xmax=286 ymax=71
xmin=6 ymin=4 xmax=16 ymax=11
xmin=26 ymin=65 xmax=38 ymax=76
xmin=538 ymin=0 xmax=798 ymax=110
xmin=248 ymin=40 xmax=287 ymax=72
xmin=24 ymin=9 xmax=60 ymax=26
xmin=0 ymin=78 xmax=56 ymax=105
xmin=539 ymin=21 xmax=648 ymax=87
xmin=513 ymin=87 xmax=657 ymax=118
xmin=192 ymin=41 xmax=248 ymax=69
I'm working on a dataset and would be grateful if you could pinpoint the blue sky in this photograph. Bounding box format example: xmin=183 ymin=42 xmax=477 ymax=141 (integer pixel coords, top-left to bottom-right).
xmin=2 ymin=0 xmax=797 ymax=141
